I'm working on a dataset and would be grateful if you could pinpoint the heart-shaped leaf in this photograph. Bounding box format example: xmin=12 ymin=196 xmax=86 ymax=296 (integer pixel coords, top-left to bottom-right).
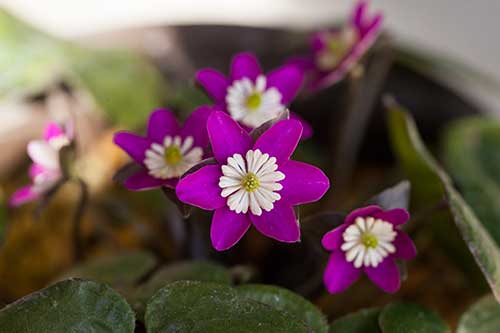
xmin=329 ymin=308 xmax=381 ymax=333
xmin=386 ymin=100 xmax=500 ymax=302
xmin=237 ymin=284 xmax=328 ymax=333
xmin=379 ymin=302 xmax=449 ymax=333
xmin=145 ymin=281 xmax=309 ymax=332
xmin=0 ymin=279 xmax=135 ymax=333
xmin=457 ymin=294 xmax=500 ymax=333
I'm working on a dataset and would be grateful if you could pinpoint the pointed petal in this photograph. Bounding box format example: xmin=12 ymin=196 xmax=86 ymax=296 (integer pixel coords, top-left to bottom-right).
xmin=249 ymin=201 xmax=300 ymax=242
xmin=322 ymin=224 xmax=347 ymax=251
xmin=266 ymin=64 xmax=303 ymax=104
xmin=279 ymin=160 xmax=329 ymax=206
xmin=207 ymin=111 xmax=252 ymax=164
xmin=176 ymin=164 xmax=225 ymax=210
xmin=365 ymin=258 xmax=401 ymax=293
xmin=323 ymin=251 xmax=361 ymax=294
xmin=43 ymin=122 xmax=64 ymax=141
xmin=393 ymin=231 xmax=417 ymax=260
xmin=113 ymin=132 xmax=151 ymax=165
xmin=180 ymin=105 xmax=214 ymax=149
xmin=351 ymin=0 xmax=367 ymax=29
xmin=9 ymin=186 xmax=39 ymax=207
xmin=289 ymin=112 xmax=313 ymax=139
xmin=196 ymin=69 xmax=229 ymax=104
xmin=253 ymin=119 xmax=302 ymax=165
xmin=211 ymin=206 xmax=251 ymax=251
xmin=29 ymin=163 xmax=46 ymax=180
xmin=230 ymin=52 xmax=262 ymax=81
xmin=123 ymin=168 xmax=165 ymax=191
xmin=345 ymin=205 xmax=382 ymax=225
xmin=27 ymin=140 xmax=58 ymax=169
xmin=372 ymin=208 xmax=410 ymax=225
xmin=147 ymin=108 xmax=179 ymax=143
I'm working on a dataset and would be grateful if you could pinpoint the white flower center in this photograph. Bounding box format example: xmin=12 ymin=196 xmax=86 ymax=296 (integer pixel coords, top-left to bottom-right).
xmin=218 ymin=149 xmax=285 ymax=216
xmin=144 ymin=135 xmax=203 ymax=179
xmin=341 ymin=216 xmax=397 ymax=268
xmin=316 ymin=27 xmax=358 ymax=70
xmin=226 ymin=75 xmax=285 ymax=128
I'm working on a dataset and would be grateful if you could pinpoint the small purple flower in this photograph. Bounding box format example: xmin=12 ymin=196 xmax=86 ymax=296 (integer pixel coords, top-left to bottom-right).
xmin=113 ymin=106 xmax=213 ymax=191
xmin=196 ymin=52 xmax=313 ymax=138
xmin=176 ymin=111 xmax=329 ymax=251
xmin=294 ymin=1 xmax=383 ymax=91
xmin=322 ymin=205 xmax=416 ymax=294
xmin=10 ymin=122 xmax=71 ymax=207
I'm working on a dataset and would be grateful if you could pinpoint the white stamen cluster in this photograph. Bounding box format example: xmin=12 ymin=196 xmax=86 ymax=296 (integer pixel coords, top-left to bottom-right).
xmin=144 ymin=135 xmax=202 ymax=179
xmin=218 ymin=149 xmax=285 ymax=216
xmin=226 ymin=75 xmax=284 ymax=128
xmin=341 ymin=216 xmax=397 ymax=268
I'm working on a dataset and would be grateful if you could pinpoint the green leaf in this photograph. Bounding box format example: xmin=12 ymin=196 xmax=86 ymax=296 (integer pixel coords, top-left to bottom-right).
xmin=457 ymin=294 xmax=500 ymax=333
xmin=443 ymin=117 xmax=500 ymax=245
xmin=0 ymin=278 xmax=135 ymax=333
xmin=366 ymin=180 xmax=411 ymax=210
xmin=145 ymin=281 xmax=309 ymax=333
xmin=329 ymin=308 xmax=381 ymax=333
xmin=379 ymin=302 xmax=449 ymax=333
xmin=131 ymin=261 xmax=231 ymax=319
xmin=58 ymin=250 xmax=156 ymax=287
xmin=386 ymin=101 xmax=500 ymax=302
xmin=237 ymin=284 xmax=328 ymax=333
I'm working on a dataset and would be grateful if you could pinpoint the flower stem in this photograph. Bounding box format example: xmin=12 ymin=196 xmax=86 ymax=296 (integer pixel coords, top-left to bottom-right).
xmin=72 ymin=178 xmax=88 ymax=262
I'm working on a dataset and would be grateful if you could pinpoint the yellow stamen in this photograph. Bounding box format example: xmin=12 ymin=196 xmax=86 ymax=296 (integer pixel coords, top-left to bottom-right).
xmin=164 ymin=146 xmax=182 ymax=165
xmin=361 ymin=233 xmax=378 ymax=248
xmin=246 ymin=93 xmax=262 ymax=110
xmin=241 ymin=172 xmax=260 ymax=192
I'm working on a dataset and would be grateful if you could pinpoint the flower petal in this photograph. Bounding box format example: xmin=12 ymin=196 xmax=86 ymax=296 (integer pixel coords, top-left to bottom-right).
xmin=123 ymin=168 xmax=166 ymax=191
xmin=266 ymin=64 xmax=303 ymax=104
xmin=180 ymin=105 xmax=214 ymax=149
xmin=364 ymin=258 xmax=401 ymax=293
xmin=27 ymin=140 xmax=58 ymax=169
xmin=393 ymin=230 xmax=417 ymax=260
xmin=113 ymin=132 xmax=151 ymax=165
xmin=43 ymin=122 xmax=64 ymax=141
xmin=249 ymin=201 xmax=300 ymax=242
xmin=372 ymin=208 xmax=410 ymax=226
xmin=290 ymin=112 xmax=313 ymax=139
xmin=279 ymin=160 xmax=329 ymax=206
xmin=195 ymin=69 xmax=229 ymax=105
xmin=253 ymin=119 xmax=302 ymax=165
xmin=29 ymin=163 xmax=46 ymax=180
xmin=9 ymin=186 xmax=39 ymax=207
xmin=323 ymin=251 xmax=361 ymax=294
xmin=345 ymin=205 xmax=383 ymax=225
xmin=211 ymin=206 xmax=251 ymax=251
xmin=230 ymin=52 xmax=262 ymax=82
xmin=351 ymin=0 xmax=367 ymax=29
xmin=147 ymin=108 xmax=179 ymax=143
xmin=176 ymin=164 xmax=226 ymax=210
xmin=322 ymin=224 xmax=347 ymax=251
xmin=207 ymin=111 xmax=252 ymax=164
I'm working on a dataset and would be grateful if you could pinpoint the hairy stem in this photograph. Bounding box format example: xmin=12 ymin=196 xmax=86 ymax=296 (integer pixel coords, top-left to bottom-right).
xmin=72 ymin=178 xmax=88 ymax=262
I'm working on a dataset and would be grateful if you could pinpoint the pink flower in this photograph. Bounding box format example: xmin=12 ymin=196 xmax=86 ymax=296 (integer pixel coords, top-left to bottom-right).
xmin=176 ymin=111 xmax=330 ymax=251
xmin=10 ymin=123 xmax=71 ymax=207
xmin=293 ymin=1 xmax=383 ymax=92
xmin=322 ymin=205 xmax=416 ymax=294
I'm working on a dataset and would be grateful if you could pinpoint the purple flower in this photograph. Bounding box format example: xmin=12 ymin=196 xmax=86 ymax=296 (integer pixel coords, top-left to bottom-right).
xmin=176 ymin=111 xmax=329 ymax=251
xmin=10 ymin=122 xmax=72 ymax=207
xmin=196 ymin=52 xmax=313 ymax=138
xmin=294 ymin=1 xmax=383 ymax=92
xmin=322 ymin=205 xmax=416 ymax=294
xmin=113 ymin=106 xmax=213 ymax=191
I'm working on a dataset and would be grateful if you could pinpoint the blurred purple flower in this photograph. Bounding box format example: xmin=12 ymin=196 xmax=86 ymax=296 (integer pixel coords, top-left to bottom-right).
xmin=322 ymin=205 xmax=416 ymax=294
xmin=113 ymin=106 xmax=213 ymax=191
xmin=10 ymin=122 xmax=71 ymax=206
xmin=196 ymin=52 xmax=313 ymax=138
xmin=293 ymin=1 xmax=383 ymax=92
xmin=176 ymin=111 xmax=329 ymax=251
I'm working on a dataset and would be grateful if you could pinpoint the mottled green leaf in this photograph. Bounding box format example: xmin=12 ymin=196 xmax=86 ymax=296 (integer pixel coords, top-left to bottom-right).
xmin=457 ymin=294 xmax=500 ymax=333
xmin=59 ymin=250 xmax=156 ymax=287
xmin=386 ymin=103 xmax=500 ymax=302
xmin=329 ymin=308 xmax=381 ymax=333
xmin=237 ymin=284 xmax=328 ymax=333
xmin=145 ymin=281 xmax=308 ymax=333
xmin=379 ymin=302 xmax=449 ymax=333
xmin=0 ymin=279 xmax=135 ymax=333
